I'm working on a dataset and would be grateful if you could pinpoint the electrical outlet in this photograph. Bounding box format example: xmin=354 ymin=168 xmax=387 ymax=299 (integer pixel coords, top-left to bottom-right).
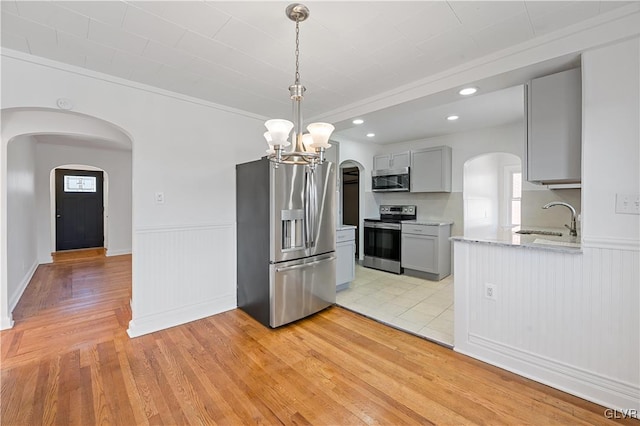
xmin=485 ymin=283 xmax=497 ymax=301
xmin=615 ymin=193 xmax=640 ymax=215
xmin=155 ymin=192 xmax=164 ymax=204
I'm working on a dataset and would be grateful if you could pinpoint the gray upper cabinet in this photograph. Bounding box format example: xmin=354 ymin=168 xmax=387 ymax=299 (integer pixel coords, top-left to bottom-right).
xmin=373 ymin=151 xmax=410 ymax=170
xmin=526 ymin=68 xmax=582 ymax=185
xmin=410 ymin=146 xmax=452 ymax=192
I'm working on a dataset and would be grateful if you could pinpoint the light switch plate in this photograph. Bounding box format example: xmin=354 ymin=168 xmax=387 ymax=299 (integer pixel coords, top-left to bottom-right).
xmin=615 ymin=193 xmax=640 ymax=215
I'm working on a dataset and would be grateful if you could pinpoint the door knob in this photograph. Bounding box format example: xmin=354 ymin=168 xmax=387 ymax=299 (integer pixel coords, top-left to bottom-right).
xmin=56 ymin=214 xmax=61 ymax=218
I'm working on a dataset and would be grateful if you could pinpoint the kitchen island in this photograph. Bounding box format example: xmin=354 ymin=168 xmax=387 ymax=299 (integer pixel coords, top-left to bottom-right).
xmin=451 ymin=230 xmax=638 ymax=412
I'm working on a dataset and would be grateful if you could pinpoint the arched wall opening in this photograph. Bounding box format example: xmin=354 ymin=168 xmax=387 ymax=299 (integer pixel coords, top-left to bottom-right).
xmin=463 ymin=153 xmax=521 ymax=238
xmin=1 ymin=108 xmax=133 ymax=329
xmin=339 ymin=159 xmax=364 ymax=260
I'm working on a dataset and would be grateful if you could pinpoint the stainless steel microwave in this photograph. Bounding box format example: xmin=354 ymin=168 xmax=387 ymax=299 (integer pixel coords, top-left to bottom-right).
xmin=372 ymin=167 xmax=410 ymax=192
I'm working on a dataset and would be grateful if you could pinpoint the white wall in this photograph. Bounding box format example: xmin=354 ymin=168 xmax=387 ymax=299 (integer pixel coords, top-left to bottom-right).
xmin=582 ymin=37 xmax=640 ymax=248
xmin=6 ymin=135 xmax=37 ymax=314
xmin=375 ymin=123 xmax=526 ymax=193
xmin=1 ymin=51 xmax=266 ymax=335
xmin=34 ymin=143 xmax=132 ymax=263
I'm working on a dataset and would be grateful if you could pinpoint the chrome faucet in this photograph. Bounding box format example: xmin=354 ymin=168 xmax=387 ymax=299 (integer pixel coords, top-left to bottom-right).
xmin=542 ymin=202 xmax=578 ymax=237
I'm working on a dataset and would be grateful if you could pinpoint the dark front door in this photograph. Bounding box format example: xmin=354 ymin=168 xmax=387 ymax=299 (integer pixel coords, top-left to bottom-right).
xmin=55 ymin=169 xmax=104 ymax=251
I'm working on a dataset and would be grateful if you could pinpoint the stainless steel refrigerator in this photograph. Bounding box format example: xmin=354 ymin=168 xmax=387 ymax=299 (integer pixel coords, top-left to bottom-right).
xmin=236 ymin=158 xmax=336 ymax=328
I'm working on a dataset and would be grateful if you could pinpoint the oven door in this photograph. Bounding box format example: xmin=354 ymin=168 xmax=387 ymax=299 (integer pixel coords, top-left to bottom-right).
xmin=364 ymin=222 xmax=401 ymax=262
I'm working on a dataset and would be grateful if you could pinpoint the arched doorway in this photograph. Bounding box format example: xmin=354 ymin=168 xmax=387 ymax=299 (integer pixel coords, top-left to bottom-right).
xmin=339 ymin=160 xmax=364 ymax=260
xmin=463 ymin=153 xmax=521 ymax=238
xmin=1 ymin=108 xmax=133 ymax=328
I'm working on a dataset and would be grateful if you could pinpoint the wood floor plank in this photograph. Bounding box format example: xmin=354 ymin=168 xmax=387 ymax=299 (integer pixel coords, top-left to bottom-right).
xmin=1 ymin=254 xmax=637 ymax=425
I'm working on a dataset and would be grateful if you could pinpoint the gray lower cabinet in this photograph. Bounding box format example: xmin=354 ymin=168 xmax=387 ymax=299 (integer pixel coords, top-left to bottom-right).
xmin=336 ymin=228 xmax=356 ymax=291
xmin=401 ymin=223 xmax=451 ymax=280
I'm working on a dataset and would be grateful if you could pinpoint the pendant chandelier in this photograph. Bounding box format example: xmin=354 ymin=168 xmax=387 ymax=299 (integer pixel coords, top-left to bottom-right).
xmin=263 ymin=3 xmax=334 ymax=167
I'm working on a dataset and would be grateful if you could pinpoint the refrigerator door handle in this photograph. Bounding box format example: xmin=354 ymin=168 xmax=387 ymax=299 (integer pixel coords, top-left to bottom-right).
xmin=275 ymin=256 xmax=336 ymax=272
xmin=310 ymin=168 xmax=317 ymax=247
xmin=304 ymin=168 xmax=310 ymax=248
xmin=304 ymin=168 xmax=316 ymax=248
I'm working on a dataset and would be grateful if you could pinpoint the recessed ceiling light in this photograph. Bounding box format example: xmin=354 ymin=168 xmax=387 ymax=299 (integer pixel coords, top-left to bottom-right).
xmin=352 ymin=119 xmax=364 ymax=125
xmin=447 ymin=115 xmax=459 ymax=121
xmin=458 ymin=87 xmax=477 ymax=96
xmin=366 ymin=133 xmax=375 ymax=137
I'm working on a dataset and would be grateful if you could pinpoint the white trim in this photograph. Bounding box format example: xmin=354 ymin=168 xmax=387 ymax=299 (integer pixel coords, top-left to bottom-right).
xmin=135 ymin=223 xmax=236 ymax=234
xmin=0 ymin=315 xmax=14 ymax=330
xmin=106 ymin=248 xmax=131 ymax=257
xmin=8 ymin=259 xmax=38 ymax=312
xmin=455 ymin=334 xmax=640 ymax=413
xmin=503 ymin=165 xmax=522 ymax=227
xmin=582 ymin=237 xmax=640 ymax=251
xmin=127 ymin=294 xmax=236 ymax=338
xmin=1 ymin=48 xmax=267 ymax=122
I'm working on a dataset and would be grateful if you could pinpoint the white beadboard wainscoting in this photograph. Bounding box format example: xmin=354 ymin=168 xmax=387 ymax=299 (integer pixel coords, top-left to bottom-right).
xmin=127 ymin=224 xmax=237 ymax=337
xmin=454 ymin=241 xmax=639 ymax=412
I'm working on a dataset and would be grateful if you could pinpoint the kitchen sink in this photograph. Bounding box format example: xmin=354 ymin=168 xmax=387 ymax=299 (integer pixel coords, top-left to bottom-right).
xmin=515 ymin=230 xmax=563 ymax=236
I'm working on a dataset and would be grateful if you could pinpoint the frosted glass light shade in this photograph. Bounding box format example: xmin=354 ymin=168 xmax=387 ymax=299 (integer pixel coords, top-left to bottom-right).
xmin=264 ymin=132 xmax=275 ymax=154
xmin=265 ymin=119 xmax=293 ymax=147
xmin=263 ymin=131 xmax=273 ymax=148
xmin=307 ymin=122 xmax=334 ymax=148
xmin=301 ymin=133 xmax=315 ymax=153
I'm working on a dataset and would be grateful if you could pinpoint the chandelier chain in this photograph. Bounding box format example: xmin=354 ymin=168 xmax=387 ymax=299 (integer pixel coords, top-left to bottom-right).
xmin=294 ymin=19 xmax=300 ymax=85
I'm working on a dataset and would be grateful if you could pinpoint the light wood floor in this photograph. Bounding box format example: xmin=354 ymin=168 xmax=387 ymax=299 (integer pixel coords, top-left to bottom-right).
xmin=1 ymin=255 xmax=635 ymax=425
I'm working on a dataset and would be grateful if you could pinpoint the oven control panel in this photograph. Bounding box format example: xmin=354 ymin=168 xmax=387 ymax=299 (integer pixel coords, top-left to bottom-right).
xmin=379 ymin=205 xmax=416 ymax=220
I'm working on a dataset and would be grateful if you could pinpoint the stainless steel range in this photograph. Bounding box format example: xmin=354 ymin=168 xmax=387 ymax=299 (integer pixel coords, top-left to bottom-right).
xmin=363 ymin=205 xmax=416 ymax=274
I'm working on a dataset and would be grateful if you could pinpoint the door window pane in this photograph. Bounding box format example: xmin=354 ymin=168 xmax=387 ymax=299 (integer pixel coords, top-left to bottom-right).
xmin=64 ymin=175 xmax=97 ymax=192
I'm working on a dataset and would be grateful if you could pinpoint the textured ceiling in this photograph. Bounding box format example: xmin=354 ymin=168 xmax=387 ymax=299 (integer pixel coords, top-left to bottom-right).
xmin=1 ymin=1 xmax=636 ymax=144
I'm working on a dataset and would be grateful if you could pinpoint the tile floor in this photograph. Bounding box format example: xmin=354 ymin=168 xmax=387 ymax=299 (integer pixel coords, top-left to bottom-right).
xmin=336 ymin=264 xmax=454 ymax=347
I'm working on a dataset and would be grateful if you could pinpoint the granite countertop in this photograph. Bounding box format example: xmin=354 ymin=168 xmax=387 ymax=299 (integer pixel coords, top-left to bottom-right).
xmin=401 ymin=219 xmax=454 ymax=226
xmin=337 ymin=224 xmax=357 ymax=231
xmin=450 ymin=227 xmax=582 ymax=253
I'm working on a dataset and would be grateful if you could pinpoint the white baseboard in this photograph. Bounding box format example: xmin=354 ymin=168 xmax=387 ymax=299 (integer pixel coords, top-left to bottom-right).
xmin=106 ymin=248 xmax=132 ymax=257
xmin=127 ymin=295 xmax=236 ymax=338
xmin=456 ymin=333 xmax=640 ymax=413
xmin=1 ymin=314 xmax=15 ymax=330
xmin=9 ymin=260 xmax=38 ymax=312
